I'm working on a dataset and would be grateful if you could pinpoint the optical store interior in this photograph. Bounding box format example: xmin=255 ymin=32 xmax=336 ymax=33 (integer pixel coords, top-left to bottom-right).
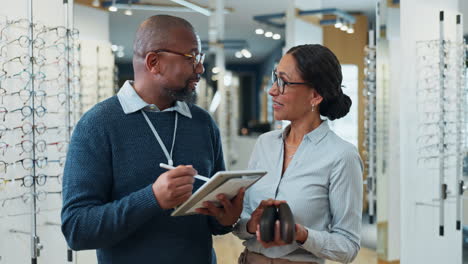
xmin=0 ymin=0 xmax=467 ymax=263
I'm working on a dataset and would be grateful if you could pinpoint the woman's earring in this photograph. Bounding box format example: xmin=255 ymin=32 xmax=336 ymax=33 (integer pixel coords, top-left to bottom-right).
xmin=311 ymin=104 xmax=315 ymax=112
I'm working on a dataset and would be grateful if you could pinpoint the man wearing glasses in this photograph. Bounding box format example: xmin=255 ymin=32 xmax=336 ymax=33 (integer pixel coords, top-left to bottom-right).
xmin=61 ymin=15 xmax=244 ymax=264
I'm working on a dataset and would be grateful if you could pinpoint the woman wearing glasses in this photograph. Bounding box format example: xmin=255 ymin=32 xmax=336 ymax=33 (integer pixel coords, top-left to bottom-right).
xmin=233 ymin=44 xmax=363 ymax=264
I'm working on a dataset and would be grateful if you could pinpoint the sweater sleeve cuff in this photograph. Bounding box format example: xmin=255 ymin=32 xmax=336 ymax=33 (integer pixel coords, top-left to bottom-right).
xmin=299 ymin=227 xmax=325 ymax=254
xmin=233 ymin=218 xmax=256 ymax=240
xmin=138 ymin=184 xmax=163 ymax=212
xmin=209 ymin=216 xmax=234 ymax=235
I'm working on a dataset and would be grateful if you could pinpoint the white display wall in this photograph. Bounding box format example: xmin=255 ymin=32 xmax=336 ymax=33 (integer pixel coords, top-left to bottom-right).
xmin=328 ymin=64 xmax=359 ymax=147
xmin=376 ymin=1 xmax=401 ymax=262
xmin=0 ymin=2 xmax=112 ymax=264
xmin=399 ymin=0 xmax=464 ymax=263
xmin=214 ymin=72 xmax=240 ymax=168
xmin=195 ymin=78 xmax=212 ymax=111
xmin=79 ymin=39 xmax=116 ymax=115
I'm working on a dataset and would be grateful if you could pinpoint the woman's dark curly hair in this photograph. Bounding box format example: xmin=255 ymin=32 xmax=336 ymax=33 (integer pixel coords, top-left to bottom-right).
xmin=287 ymin=44 xmax=351 ymax=120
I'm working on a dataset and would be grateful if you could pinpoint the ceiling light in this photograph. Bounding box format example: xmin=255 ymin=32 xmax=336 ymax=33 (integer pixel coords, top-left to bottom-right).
xmin=255 ymin=28 xmax=264 ymax=35
xmin=272 ymin=34 xmax=281 ymax=40
xmin=124 ymin=0 xmax=133 ymax=15
xmin=212 ymin=67 xmax=220 ymax=74
xmin=109 ymin=0 xmax=118 ymax=12
xmin=347 ymin=25 xmax=354 ymax=34
xmin=334 ymin=18 xmax=342 ymax=28
xmin=92 ymin=0 xmax=100 ymax=7
xmin=235 ymin=51 xmax=243 ymax=58
xmin=264 ymin=31 xmax=273 ymax=38
xmin=241 ymin=49 xmax=252 ymax=58
xmin=340 ymin=24 xmax=348 ymax=31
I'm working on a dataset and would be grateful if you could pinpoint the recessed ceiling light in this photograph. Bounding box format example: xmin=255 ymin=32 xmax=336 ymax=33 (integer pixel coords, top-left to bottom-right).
xmin=109 ymin=0 xmax=117 ymax=12
xmin=124 ymin=9 xmax=133 ymax=15
xmin=212 ymin=67 xmax=221 ymax=74
xmin=335 ymin=18 xmax=342 ymax=28
xmin=241 ymin=49 xmax=252 ymax=58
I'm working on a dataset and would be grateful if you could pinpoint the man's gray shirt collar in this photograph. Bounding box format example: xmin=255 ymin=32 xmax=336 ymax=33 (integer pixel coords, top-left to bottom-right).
xmin=117 ymin=80 xmax=192 ymax=118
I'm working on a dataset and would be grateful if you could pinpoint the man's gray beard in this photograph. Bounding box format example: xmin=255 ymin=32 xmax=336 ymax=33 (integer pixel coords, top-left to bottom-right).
xmin=164 ymin=86 xmax=197 ymax=104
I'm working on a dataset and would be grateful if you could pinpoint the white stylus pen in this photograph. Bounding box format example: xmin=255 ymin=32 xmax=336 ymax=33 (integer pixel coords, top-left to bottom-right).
xmin=159 ymin=163 xmax=211 ymax=182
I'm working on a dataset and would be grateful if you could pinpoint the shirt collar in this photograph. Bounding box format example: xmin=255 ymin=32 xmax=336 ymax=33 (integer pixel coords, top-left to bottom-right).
xmin=117 ymin=80 xmax=192 ymax=118
xmin=279 ymin=120 xmax=330 ymax=145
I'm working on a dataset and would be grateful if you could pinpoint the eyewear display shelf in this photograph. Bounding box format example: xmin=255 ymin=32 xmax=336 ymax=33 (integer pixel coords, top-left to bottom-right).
xmin=415 ymin=11 xmax=467 ymax=237
xmin=0 ymin=1 xmax=79 ymax=263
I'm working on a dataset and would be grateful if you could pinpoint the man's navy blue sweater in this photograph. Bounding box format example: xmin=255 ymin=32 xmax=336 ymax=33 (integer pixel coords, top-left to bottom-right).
xmin=61 ymin=96 xmax=231 ymax=264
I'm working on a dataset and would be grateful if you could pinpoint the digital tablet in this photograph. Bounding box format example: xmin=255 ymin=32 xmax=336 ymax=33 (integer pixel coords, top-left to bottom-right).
xmin=171 ymin=170 xmax=267 ymax=217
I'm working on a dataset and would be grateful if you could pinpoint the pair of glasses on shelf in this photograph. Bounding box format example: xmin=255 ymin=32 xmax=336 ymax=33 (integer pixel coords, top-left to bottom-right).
xmin=36 ymin=26 xmax=79 ymax=39
xmin=8 ymin=89 xmax=47 ymax=105
xmin=0 ymin=69 xmax=46 ymax=84
xmin=0 ymin=173 xmax=62 ymax=188
xmin=15 ymin=140 xmax=68 ymax=154
xmin=1 ymin=190 xmax=62 ymax=207
xmin=14 ymin=122 xmax=72 ymax=137
xmin=11 ymin=106 xmax=47 ymax=121
xmin=0 ymin=156 xmax=66 ymax=173
xmin=0 ymin=106 xmax=47 ymax=122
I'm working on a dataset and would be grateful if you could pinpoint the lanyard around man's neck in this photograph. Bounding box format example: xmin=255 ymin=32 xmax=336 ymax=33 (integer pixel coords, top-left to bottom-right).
xmin=141 ymin=110 xmax=178 ymax=166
